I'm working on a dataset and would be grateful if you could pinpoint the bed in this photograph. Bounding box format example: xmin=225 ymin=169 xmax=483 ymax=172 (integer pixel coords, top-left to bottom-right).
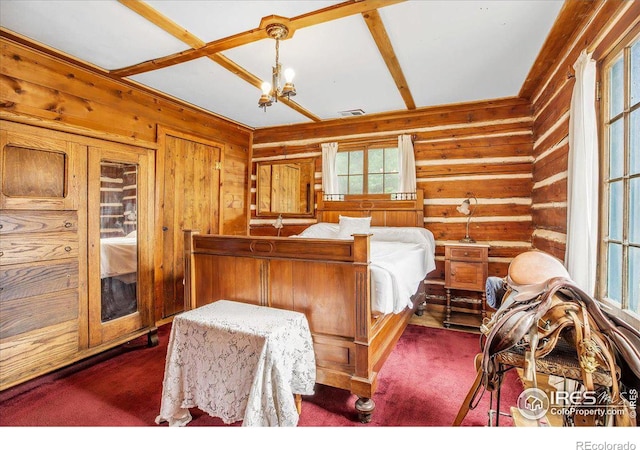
xmin=183 ymin=191 xmax=435 ymax=422
xmin=100 ymin=230 xmax=137 ymax=283
xmin=100 ymin=230 xmax=137 ymax=321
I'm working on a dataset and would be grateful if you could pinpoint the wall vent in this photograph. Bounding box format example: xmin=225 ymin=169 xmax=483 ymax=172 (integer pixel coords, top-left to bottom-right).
xmin=338 ymin=109 xmax=366 ymax=117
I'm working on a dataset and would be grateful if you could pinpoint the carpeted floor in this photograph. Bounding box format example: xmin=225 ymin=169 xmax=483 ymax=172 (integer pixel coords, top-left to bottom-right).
xmin=0 ymin=321 xmax=521 ymax=427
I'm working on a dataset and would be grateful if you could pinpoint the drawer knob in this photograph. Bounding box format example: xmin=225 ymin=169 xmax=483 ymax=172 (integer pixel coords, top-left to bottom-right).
xmin=464 ymin=252 xmax=469 ymax=256
xmin=64 ymin=246 xmax=72 ymax=252
xmin=0 ymin=251 xmax=3 ymax=257
xmin=64 ymin=222 xmax=72 ymax=228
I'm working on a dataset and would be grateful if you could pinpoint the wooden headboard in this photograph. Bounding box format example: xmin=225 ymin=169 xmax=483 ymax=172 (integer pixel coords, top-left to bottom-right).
xmin=316 ymin=190 xmax=424 ymax=227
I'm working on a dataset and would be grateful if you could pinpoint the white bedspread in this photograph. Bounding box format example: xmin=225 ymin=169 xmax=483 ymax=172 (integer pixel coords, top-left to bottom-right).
xmin=294 ymin=223 xmax=436 ymax=315
xmin=370 ymin=241 xmax=433 ymax=314
xmin=100 ymin=236 xmax=136 ymax=279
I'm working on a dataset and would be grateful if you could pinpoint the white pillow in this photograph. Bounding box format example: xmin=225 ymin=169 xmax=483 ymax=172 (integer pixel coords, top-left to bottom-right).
xmin=337 ymin=216 xmax=372 ymax=239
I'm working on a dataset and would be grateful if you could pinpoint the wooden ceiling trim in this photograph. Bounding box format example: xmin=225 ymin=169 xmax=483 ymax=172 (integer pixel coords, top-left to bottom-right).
xmin=362 ymin=9 xmax=415 ymax=110
xmin=118 ymin=0 xmax=321 ymax=122
xmin=111 ymin=0 xmax=406 ymax=78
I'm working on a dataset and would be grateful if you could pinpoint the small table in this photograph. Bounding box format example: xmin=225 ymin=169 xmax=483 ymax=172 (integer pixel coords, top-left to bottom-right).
xmin=155 ymin=300 xmax=316 ymax=427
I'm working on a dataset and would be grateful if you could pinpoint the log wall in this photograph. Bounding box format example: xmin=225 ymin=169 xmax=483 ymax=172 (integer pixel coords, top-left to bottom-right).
xmin=525 ymin=0 xmax=640 ymax=260
xmin=252 ymin=98 xmax=534 ymax=304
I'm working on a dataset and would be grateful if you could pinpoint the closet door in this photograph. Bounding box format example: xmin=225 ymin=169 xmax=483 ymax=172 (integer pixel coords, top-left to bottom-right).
xmin=155 ymin=128 xmax=221 ymax=319
xmin=87 ymin=144 xmax=154 ymax=347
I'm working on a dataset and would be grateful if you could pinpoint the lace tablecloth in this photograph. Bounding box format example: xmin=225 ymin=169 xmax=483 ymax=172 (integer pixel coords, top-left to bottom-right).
xmin=155 ymin=300 xmax=316 ymax=427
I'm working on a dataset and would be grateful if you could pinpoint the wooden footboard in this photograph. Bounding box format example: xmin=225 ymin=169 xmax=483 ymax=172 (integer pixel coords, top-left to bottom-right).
xmin=183 ymin=230 xmax=424 ymax=422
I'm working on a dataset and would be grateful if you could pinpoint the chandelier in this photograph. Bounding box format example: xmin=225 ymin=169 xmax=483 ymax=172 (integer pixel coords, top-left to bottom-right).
xmin=258 ymin=23 xmax=296 ymax=111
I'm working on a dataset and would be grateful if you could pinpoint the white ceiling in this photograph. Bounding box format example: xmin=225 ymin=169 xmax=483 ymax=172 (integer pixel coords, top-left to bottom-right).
xmin=0 ymin=0 xmax=565 ymax=129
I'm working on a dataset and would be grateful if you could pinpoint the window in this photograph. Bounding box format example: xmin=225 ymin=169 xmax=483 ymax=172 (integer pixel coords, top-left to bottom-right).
xmin=599 ymin=26 xmax=640 ymax=315
xmin=336 ymin=145 xmax=399 ymax=194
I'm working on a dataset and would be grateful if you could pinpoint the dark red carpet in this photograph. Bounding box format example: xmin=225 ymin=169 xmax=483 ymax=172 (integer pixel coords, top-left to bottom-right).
xmin=0 ymin=323 xmax=521 ymax=427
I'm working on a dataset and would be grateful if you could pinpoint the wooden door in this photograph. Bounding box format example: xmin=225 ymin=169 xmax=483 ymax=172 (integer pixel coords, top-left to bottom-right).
xmin=87 ymin=144 xmax=154 ymax=347
xmin=156 ymin=128 xmax=221 ymax=319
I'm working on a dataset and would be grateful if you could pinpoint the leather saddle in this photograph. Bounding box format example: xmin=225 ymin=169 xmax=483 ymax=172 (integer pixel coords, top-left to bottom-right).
xmin=476 ymin=250 xmax=640 ymax=426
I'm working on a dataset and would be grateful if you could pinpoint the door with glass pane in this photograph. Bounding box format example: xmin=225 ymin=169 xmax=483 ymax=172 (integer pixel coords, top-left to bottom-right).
xmin=87 ymin=144 xmax=154 ymax=346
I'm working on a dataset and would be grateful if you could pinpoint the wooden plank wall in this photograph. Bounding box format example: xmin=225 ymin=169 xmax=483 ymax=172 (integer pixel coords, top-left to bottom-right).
xmin=0 ymin=34 xmax=252 ymax=235
xmin=524 ymin=0 xmax=640 ymax=261
xmin=252 ymin=98 xmax=534 ymax=304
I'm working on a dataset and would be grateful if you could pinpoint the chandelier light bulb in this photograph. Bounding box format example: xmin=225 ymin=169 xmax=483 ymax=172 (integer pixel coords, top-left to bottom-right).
xmin=284 ymin=67 xmax=295 ymax=83
xmin=261 ymin=81 xmax=272 ymax=96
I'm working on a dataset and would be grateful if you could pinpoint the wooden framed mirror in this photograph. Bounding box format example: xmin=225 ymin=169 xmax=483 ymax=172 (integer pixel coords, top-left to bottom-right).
xmin=256 ymin=158 xmax=315 ymax=217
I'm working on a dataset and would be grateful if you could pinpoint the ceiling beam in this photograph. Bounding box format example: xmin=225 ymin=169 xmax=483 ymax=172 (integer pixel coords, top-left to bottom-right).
xmin=118 ymin=0 xmax=321 ymax=122
xmin=361 ymin=9 xmax=415 ymax=110
xmin=111 ymin=0 xmax=406 ymax=78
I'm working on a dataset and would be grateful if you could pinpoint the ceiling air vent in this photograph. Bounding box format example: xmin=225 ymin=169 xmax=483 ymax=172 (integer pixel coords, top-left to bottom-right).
xmin=338 ymin=109 xmax=366 ymax=117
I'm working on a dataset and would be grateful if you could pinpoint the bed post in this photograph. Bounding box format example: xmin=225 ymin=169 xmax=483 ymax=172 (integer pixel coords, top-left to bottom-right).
xmin=183 ymin=229 xmax=199 ymax=311
xmin=351 ymin=233 xmax=376 ymax=422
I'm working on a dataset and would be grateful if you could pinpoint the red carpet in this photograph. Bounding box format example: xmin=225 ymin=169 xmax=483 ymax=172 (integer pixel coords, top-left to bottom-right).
xmin=0 ymin=323 xmax=521 ymax=427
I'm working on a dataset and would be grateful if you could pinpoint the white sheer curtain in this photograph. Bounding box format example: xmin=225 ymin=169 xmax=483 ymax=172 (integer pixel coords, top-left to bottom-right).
xmin=565 ymin=50 xmax=599 ymax=296
xmin=398 ymin=134 xmax=416 ymax=193
xmin=321 ymin=142 xmax=339 ymax=195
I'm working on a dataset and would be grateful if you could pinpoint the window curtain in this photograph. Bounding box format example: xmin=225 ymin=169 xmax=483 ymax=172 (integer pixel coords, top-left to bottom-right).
xmin=321 ymin=142 xmax=339 ymax=195
xmin=565 ymin=50 xmax=599 ymax=296
xmin=398 ymin=134 xmax=417 ymax=193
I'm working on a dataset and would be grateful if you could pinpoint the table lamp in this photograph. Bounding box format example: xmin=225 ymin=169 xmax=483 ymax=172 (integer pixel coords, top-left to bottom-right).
xmin=456 ymin=196 xmax=478 ymax=243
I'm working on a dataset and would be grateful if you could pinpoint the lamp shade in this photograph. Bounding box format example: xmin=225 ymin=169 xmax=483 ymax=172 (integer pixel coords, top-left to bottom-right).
xmin=457 ymin=199 xmax=471 ymax=215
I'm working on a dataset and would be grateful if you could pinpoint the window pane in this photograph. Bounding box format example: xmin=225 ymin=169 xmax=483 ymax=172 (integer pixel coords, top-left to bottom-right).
xmin=609 ymin=181 xmax=623 ymax=240
xmin=384 ymin=173 xmax=399 ymax=193
xmin=336 ymin=153 xmax=349 ymax=176
xmin=630 ymin=177 xmax=640 ymax=244
xmin=368 ymin=149 xmax=383 ymax=174
xmin=349 ymin=151 xmax=363 ymax=175
xmin=610 ymin=119 xmax=624 ymax=179
xmin=629 ymin=246 xmax=640 ymax=313
xmin=338 ymin=175 xmax=348 ymax=194
xmin=632 ymin=39 xmax=640 ymax=107
xmin=368 ymin=174 xmax=383 ymax=193
xmin=607 ymin=243 xmax=623 ymax=304
xmin=385 ymin=148 xmax=399 ymax=172
xmin=631 ymin=108 xmax=640 ymax=175
xmin=610 ymin=57 xmax=624 ymax=118
xmin=349 ymin=175 xmax=363 ymax=194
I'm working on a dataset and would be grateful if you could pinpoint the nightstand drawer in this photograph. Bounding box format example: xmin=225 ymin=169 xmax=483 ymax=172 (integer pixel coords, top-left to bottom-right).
xmin=446 ymin=246 xmax=487 ymax=262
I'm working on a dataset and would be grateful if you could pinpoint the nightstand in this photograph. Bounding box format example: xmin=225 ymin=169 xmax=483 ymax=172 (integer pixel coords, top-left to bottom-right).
xmin=443 ymin=242 xmax=489 ymax=329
